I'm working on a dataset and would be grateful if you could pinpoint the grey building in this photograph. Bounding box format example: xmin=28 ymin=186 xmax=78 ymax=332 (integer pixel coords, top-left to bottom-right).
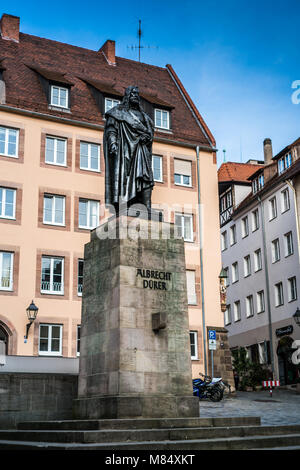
xmin=219 ymin=138 xmax=300 ymax=385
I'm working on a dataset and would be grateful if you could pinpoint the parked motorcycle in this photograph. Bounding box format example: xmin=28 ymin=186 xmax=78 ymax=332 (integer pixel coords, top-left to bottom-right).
xmin=193 ymin=375 xmax=223 ymax=402
xmin=199 ymin=373 xmax=231 ymax=398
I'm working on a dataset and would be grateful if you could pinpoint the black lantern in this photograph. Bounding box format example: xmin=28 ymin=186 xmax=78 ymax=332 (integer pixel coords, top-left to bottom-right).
xmin=24 ymin=300 xmax=39 ymax=339
xmin=219 ymin=267 xmax=228 ymax=279
xmin=293 ymin=307 xmax=300 ymax=327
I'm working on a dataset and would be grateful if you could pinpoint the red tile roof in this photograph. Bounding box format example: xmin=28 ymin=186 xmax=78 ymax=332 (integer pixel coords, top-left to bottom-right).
xmin=218 ymin=162 xmax=264 ymax=183
xmin=0 ymin=31 xmax=214 ymax=147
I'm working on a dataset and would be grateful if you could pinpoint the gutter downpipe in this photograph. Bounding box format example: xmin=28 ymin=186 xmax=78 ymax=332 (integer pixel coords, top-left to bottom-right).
xmin=196 ymin=145 xmax=208 ymax=375
xmin=258 ymin=195 xmax=276 ymax=379
xmin=286 ymin=179 xmax=300 ymax=265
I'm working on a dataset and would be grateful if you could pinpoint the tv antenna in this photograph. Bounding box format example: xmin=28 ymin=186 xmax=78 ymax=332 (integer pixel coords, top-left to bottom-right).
xmin=127 ymin=19 xmax=158 ymax=62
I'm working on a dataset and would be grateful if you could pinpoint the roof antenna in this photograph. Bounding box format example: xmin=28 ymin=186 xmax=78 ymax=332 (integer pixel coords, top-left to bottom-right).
xmin=127 ymin=19 xmax=158 ymax=62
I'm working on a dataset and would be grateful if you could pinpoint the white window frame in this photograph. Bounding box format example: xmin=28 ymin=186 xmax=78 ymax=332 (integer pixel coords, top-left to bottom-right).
xmin=244 ymin=255 xmax=251 ymax=277
xmin=80 ymin=141 xmax=101 ymax=172
xmin=252 ymin=209 xmax=259 ymax=231
xmin=190 ymin=331 xmax=198 ymax=360
xmin=281 ymin=188 xmax=290 ymax=213
xmin=105 ymin=97 xmax=120 ymax=113
xmin=269 ymin=197 xmax=277 ymax=220
xmin=233 ymin=301 xmax=241 ymax=322
xmin=154 ymin=108 xmax=170 ymax=130
xmin=241 ymin=216 xmax=249 ymax=238
xmin=0 ymin=187 xmax=16 ymax=219
xmin=221 ymin=231 xmax=227 ymax=251
xmin=0 ymin=251 xmax=13 ymax=291
xmin=224 ymin=267 xmax=229 ymax=287
xmin=230 ymin=225 xmax=237 ymax=245
xmin=78 ymin=199 xmax=100 ymax=230
xmin=50 ymin=85 xmax=69 ymax=109
xmin=258 ymin=342 xmax=267 ymax=364
xmin=284 ymin=232 xmax=294 ymax=257
xmin=254 ymin=249 xmax=262 ymax=272
xmin=271 ymin=238 xmax=280 ymax=263
xmin=41 ymin=256 xmax=64 ymax=295
xmin=186 ymin=270 xmax=197 ymax=305
xmin=175 ymin=213 xmax=193 ymax=242
xmin=232 ymin=262 xmax=239 ymax=283
xmin=257 ymin=291 xmax=265 ymax=313
xmin=174 ymin=173 xmax=192 ymax=187
xmin=39 ymin=324 xmax=63 ymax=356
xmin=152 ymin=155 xmax=163 ymax=182
xmin=43 ymin=194 xmax=66 ymax=226
xmin=246 ymin=295 xmax=254 ymax=318
xmin=274 ymin=282 xmax=284 ymax=307
xmin=288 ymin=277 xmax=297 ymax=302
xmin=224 ymin=305 xmax=231 ymax=326
xmin=45 ymin=136 xmax=67 ymax=166
xmin=0 ymin=126 xmax=19 ymax=158
xmin=78 ymin=259 xmax=84 ymax=297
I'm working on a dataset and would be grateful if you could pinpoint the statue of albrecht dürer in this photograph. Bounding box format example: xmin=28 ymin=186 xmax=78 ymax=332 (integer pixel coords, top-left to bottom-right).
xmin=103 ymin=86 xmax=154 ymax=213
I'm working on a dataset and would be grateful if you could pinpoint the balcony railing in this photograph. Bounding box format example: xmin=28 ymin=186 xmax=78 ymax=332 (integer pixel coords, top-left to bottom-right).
xmin=41 ymin=281 xmax=63 ymax=294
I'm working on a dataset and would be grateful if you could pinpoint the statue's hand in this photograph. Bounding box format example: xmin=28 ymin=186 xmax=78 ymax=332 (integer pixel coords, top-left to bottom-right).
xmin=140 ymin=134 xmax=151 ymax=145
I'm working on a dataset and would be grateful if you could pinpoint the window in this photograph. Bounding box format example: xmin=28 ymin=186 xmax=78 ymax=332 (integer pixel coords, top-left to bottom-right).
xmin=152 ymin=155 xmax=163 ymax=182
xmin=271 ymin=239 xmax=280 ymax=263
xmin=252 ymin=209 xmax=259 ymax=231
xmin=79 ymin=199 xmax=99 ymax=230
xmin=246 ymin=295 xmax=254 ymax=318
xmin=39 ymin=324 xmax=62 ymax=356
xmin=254 ymin=249 xmax=262 ymax=272
xmin=269 ymin=197 xmax=277 ymax=220
xmin=257 ymin=291 xmax=265 ymax=313
xmin=0 ymin=126 xmax=19 ymax=158
xmin=190 ymin=331 xmax=198 ymax=360
xmin=175 ymin=213 xmax=193 ymax=242
xmin=0 ymin=252 xmax=13 ymax=290
xmin=258 ymin=341 xmax=271 ymax=364
xmin=284 ymin=232 xmax=294 ymax=257
xmin=0 ymin=187 xmax=16 ymax=219
xmin=232 ymin=262 xmax=239 ymax=283
xmin=244 ymin=255 xmax=251 ymax=277
xmin=174 ymin=159 xmax=192 ymax=187
xmin=41 ymin=256 xmax=64 ymax=295
xmin=77 ymin=325 xmax=81 ymax=356
xmin=45 ymin=136 xmax=67 ymax=166
xmin=252 ymin=174 xmax=264 ymax=194
xmin=80 ymin=142 xmax=100 ymax=172
xmin=230 ymin=225 xmax=237 ymax=245
xmin=105 ymin=97 xmax=120 ymax=112
xmin=186 ymin=270 xmax=196 ymax=305
xmin=43 ymin=195 xmax=65 ymax=226
xmin=221 ymin=231 xmax=227 ymax=251
xmin=220 ymin=191 xmax=233 ymax=212
xmin=241 ymin=216 xmax=249 ymax=238
xmin=224 ymin=267 xmax=229 ymax=287
xmin=78 ymin=259 xmax=84 ymax=296
xmin=224 ymin=305 xmax=231 ymax=326
xmin=288 ymin=277 xmax=297 ymax=302
xmin=278 ymin=153 xmax=292 ymax=175
xmin=155 ymin=109 xmax=170 ymax=129
xmin=50 ymin=85 xmax=69 ymax=108
xmin=275 ymin=282 xmax=284 ymax=307
xmin=281 ymin=189 xmax=290 ymax=213
xmin=233 ymin=301 xmax=241 ymax=322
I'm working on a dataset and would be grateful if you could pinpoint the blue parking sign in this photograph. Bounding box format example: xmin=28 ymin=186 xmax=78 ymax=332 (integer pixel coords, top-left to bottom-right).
xmin=208 ymin=330 xmax=216 ymax=340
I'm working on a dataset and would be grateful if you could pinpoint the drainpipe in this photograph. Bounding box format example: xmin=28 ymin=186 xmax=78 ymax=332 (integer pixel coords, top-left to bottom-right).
xmin=286 ymin=179 xmax=300 ymax=265
xmin=258 ymin=195 xmax=276 ymax=378
xmin=196 ymin=146 xmax=208 ymax=375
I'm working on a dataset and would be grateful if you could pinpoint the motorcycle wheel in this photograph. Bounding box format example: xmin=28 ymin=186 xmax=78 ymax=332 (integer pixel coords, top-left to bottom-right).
xmin=208 ymin=389 xmax=223 ymax=402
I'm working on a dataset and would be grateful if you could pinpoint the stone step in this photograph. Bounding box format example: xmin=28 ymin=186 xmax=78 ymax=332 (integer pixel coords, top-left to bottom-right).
xmin=1 ymin=433 xmax=300 ymax=450
xmin=1 ymin=424 xmax=300 ymax=445
xmin=17 ymin=416 xmax=260 ymax=431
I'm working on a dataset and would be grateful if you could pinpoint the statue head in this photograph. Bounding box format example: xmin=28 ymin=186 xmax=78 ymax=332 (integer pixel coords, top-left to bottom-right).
xmin=122 ymin=85 xmax=141 ymax=110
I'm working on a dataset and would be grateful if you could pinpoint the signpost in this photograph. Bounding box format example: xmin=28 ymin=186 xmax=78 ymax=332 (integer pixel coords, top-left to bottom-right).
xmin=208 ymin=330 xmax=216 ymax=378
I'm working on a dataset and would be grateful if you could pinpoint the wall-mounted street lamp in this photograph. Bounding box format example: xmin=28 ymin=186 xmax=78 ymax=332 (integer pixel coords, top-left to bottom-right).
xmin=24 ymin=300 xmax=39 ymax=340
xmin=293 ymin=307 xmax=300 ymax=327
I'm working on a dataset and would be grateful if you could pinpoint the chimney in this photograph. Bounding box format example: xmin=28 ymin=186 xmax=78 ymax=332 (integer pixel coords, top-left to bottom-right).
xmin=0 ymin=14 xmax=20 ymax=42
xmin=263 ymin=138 xmax=273 ymax=165
xmin=99 ymin=40 xmax=116 ymax=66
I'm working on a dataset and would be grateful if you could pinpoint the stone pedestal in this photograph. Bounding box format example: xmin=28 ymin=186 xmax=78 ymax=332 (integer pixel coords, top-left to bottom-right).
xmin=74 ymin=216 xmax=199 ymax=419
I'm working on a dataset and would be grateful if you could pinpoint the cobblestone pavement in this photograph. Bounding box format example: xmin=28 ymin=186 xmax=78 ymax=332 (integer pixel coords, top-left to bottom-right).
xmin=199 ymin=389 xmax=300 ymax=426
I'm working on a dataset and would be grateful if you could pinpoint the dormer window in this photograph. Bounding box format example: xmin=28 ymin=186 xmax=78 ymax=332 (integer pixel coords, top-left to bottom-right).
xmin=105 ymin=97 xmax=120 ymax=113
xmin=155 ymin=109 xmax=170 ymax=130
xmin=278 ymin=152 xmax=292 ymax=175
xmin=50 ymin=85 xmax=69 ymax=109
xmin=252 ymin=174 xmax=264 ymax=194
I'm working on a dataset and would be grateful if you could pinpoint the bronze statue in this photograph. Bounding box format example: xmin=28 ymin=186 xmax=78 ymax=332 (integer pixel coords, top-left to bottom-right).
xmin=104 ymin=86 xmax=154 ymax=214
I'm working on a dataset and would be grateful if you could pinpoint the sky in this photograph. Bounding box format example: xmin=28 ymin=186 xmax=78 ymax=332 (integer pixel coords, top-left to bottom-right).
xmin=1 ymin=0 xmax=300 ymax=166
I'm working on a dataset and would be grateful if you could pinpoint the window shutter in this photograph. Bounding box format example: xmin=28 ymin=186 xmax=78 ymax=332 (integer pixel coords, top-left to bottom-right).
xmin=174 ymin=159 xmax=192 ymax=176
xmin=186 ymin=270 xmax=196 ymax=304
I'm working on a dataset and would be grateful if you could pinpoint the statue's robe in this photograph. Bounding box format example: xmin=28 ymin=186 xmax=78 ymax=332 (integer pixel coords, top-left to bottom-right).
xmin=104 ymin=105 xmax=154 ymax=207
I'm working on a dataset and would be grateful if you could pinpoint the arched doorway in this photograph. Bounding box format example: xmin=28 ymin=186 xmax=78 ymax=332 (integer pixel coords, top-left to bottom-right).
xmin=0 ymin=324 xmax=8 ymax=355
xmin=277 ymin=336 xmax=298 ymax=385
